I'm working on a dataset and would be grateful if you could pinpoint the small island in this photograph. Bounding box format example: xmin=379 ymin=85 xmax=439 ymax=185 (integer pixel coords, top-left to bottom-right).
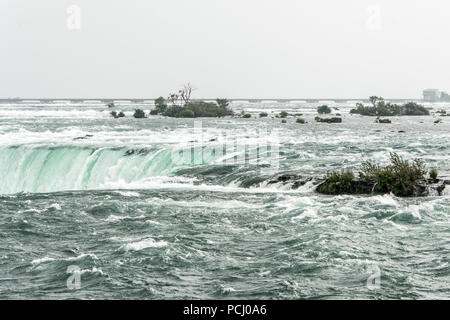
xmin=113 ymin=83 xmax=234 ymax=118
xmin=268 ymin=153 xmax=448 ymax=197
xmin=350 ymin=96 xmax=430 ymax=116
xmin=317 ymin=153 xmax=446 ymax=197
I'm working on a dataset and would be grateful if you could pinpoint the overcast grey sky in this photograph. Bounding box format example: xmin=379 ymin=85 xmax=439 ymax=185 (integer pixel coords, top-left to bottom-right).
xmin=1 ymin=0 xmax=449 ymax=98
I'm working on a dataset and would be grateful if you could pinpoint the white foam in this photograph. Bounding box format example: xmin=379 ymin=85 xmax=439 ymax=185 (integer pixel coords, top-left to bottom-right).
xmin=48 ymin=203 xmax=61 ymax=210
xmin=31 ymin=257 xmax=56 ymax=264
xmin=122 ymin=238 xmax=168 ymax=251
xmin=114 ymin=191 xmax=140 ymax=197
xmin=372 ymin=194 xmax=399 ymax=207
xmin=80 ymin=267 xmax=104 ymax=275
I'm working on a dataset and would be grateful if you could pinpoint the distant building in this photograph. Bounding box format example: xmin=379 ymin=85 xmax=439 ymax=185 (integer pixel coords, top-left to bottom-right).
xmin=423 ymin=89 xmax=441 ymax=102
xmin=440 ymin=91 xmax=450 ymax=101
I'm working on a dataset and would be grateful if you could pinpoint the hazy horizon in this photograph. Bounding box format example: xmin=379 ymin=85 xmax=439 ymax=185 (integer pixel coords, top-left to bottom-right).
xmin=2 ymin=0 xmax=450 ymax=99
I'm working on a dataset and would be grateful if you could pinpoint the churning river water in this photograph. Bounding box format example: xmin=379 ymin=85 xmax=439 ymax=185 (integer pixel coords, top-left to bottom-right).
xmin=0 ymin=100 xmax=449 ymax=299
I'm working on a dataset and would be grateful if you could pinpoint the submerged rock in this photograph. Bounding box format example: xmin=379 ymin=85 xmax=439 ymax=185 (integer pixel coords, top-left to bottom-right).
xmin=376 ymin=118 xmax=392 ymax=123
xmin=315 ymin=117 xmax=342 ymax=123
xmin=267 ymin=174 xmax=313 ymax=189
xmin=73 ymin=134 xmax=93 ymax=140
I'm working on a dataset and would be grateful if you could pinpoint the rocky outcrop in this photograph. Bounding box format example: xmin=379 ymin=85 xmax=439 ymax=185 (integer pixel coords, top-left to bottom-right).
xmin=267 ymin=174 xmax=447 ymax=197
xmin=267 ymin=174 xmax=313 ymax=190
xmin=317 ymin=178 xmax=447 ymax=197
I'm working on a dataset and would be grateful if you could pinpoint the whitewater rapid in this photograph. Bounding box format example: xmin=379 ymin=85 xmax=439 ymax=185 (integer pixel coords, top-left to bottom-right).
xmin=1 ymin=101 xmax=450 ymax=299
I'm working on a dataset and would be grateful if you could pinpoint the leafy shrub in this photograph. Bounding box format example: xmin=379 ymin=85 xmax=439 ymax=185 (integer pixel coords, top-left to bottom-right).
xmin=315 ymin=117 xmax=342 ymax=123
xmin=296 ymin=118 xmax=306 ymax=124
xmin=281 ymin=119 xmax=287 ymax=123
xmin=186 ymin=102 xmax=233 ymax=117
xmin=317 ymin=170 xmax=355 ymax=194
xmin=133 ymin=109 xmax=146 ymax=118
xmin=111 ymin=111 xmax=125 ymax=118
xmin=179 ymin=109 xmax=195 ymax=118
xmin=318 ymin=153 xmax=434 ymax=196
xmin=259 ymin=112 xmax=268 ymax=118
xmin=430 ymin=169 xmax=438 ymax=180
xmin=216 ymin=98 xmax=230 ymax=108
xmin=317 ymin=105 xmax=331 ymax=114
xmin=154 ymin=97 xmax=167 ymax=114
xmin=279 ymin=111 xmax=288 ymax=118
xmin=403 ymin=102 xmax=429 ymax=116
xmin=163 ymin=105 xmax=183 ymax=117
xmin=359 ymin=153 xmax=427 ymax=196
xmin=351 ymin=98 xmax=429 ymax=116
xmin=149 ymin=109 xmax=159 ymax=115
xmin=242 ymin=113 xmax=251 ymax=118
xmin=162 ymin=101 xmax=233 ymax=118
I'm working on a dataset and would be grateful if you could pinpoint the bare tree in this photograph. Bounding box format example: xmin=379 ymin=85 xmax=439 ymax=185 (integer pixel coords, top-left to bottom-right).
xmin=179 ymin=82 xmax=195 ymax=106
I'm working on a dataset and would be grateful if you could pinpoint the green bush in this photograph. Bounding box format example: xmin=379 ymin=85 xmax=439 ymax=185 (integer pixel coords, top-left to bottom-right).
xmin=179 ymin=109 xmax=195 ymax=118
xmin=281 ymin=119 xmax=287 ymax=123
xmin=315 ymin=117 xmax=342 ymax=123
xmin=259 ymin=112 xmax=268 ymax=118
xmin=242 ymin=113 xmax=251 ymax=118
xmin=403 ymin=102 xmax=429 ymax=116
xmin=279 ymin=111 xmax=288 ymax=118
xmin=107 ymin=102 xmax=115 ymax=108
xmin=317 ymin=170 xmax=355 ymax=194
xmin=163 ymin=105 xmax=183 ymax=117
xmin=359 ymin=152 xmax=428 ymax=196
xmin=154 ymin=97 xmax=167 ymax=114
xmin=216 ymin=98 xmax=230 ymax=108
xmin=317 ymin=105 xmax=331 ymax=114
xmin=162 ymin=101 xmax=233 ymax=118
xmin=296 ymin=118 xmax=306 ymax=124
xmin=350 ymin=98 xmax=429 ymax=116
xmin=317 ymin=153 xmax=434 ymax=196
xmin=111 ymin=111 xmax=125 ymax=118
xmin=133 ymin=109 xmax=146 ymax=118
xmin=149 ymin=109 xmax=158 ymax=115
xmin=430 ymin=168 xmax=438 ymax=180
xmin=186 ymin=101 xmax=233 ymax=117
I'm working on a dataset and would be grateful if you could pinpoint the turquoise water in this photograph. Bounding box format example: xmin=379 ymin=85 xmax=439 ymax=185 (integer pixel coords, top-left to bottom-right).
xmin=0 ymin=101 xmax=449 ymax=299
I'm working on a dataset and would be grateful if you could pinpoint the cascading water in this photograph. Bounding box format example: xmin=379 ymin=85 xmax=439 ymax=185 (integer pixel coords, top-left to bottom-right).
xmin=0 ymin=145 xmax=222 ymax=194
